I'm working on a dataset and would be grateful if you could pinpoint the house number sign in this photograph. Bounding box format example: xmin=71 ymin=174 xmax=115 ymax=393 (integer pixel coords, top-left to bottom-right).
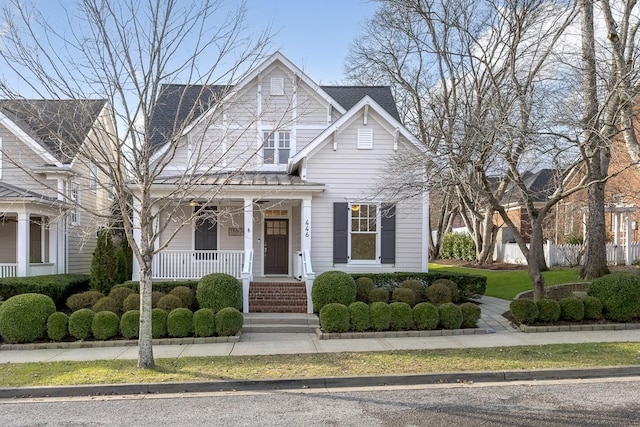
xmin=305 ymin=219 xmax=310 ymax=238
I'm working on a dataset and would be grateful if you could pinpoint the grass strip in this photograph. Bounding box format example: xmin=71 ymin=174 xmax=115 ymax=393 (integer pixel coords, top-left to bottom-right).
xmin=1 ymin=342 xmax=639 ymax=387
xmin=428 ymin=264 xmax=585 ymax=300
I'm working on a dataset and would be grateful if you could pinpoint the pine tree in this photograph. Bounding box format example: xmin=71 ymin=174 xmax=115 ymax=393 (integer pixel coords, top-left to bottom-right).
xmin=115 ymin=237 xmax=133 ymax=284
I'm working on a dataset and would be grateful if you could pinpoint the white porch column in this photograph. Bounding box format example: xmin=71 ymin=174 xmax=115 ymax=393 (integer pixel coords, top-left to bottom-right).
xmin=626 ymin=211 xmax=633 ymax=266
xmin=241 ymin=197 xmax=253 ymax=313
xmin=132 ymin=199 xmax=141 ymax=281
xmin=301 ymin=197 xmax=314 ymax=313
xmin=422 ymin=188 xmax=430 ymax=272
xmin=16 ymin=212 xmax=29 ymax=277
xmin=49 ymin=217 xmax=59 ymax=273
xmin=614 ymin=212 xmax=621 ymax=265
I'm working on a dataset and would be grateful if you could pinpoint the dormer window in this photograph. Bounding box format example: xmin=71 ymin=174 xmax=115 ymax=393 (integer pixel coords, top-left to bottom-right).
xmin=270 ymin=78 xmax=284 ymax=96
xmin=263 ymin=131 xmax=290 ymax=164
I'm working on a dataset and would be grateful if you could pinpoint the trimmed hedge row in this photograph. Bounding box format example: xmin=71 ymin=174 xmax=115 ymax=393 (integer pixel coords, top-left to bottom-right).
xmin=350 ymin=271 xmax=486 ymax=300
xmin=511 ymin=296 xmax=603 ymax=325
xmin=0 ymin=274 xmax=90 ymax=307
xmin=117 ymin=280 xmax=199 ymax=294
xmin=319 ymin=301 xmax=481 ymax=333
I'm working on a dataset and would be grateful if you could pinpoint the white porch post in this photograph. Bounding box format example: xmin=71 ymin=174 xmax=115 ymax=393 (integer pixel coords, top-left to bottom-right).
xmin=422 ymin=188 xmax=430 ymax=272
xmin=241 ymin=197 xmax=253 ymax=313
xmin=132 ymin=199 xmax=141 ymax=281
xmin=301 ymin=197 xmax=314 ymax=313
xmin=16 ymin=212 xmax=29 ymax=277
xmin=614 ymin=212 xmax=621 ymax=265
xmin=49 ymin=217 xmax=58 ymax=273
xmin=626 ymin=211 xmax=633 ymax=266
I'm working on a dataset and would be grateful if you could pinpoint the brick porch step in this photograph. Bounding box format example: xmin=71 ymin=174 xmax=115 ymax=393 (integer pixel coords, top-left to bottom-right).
xmin=249 ymin=281 xmax=307 ymax=313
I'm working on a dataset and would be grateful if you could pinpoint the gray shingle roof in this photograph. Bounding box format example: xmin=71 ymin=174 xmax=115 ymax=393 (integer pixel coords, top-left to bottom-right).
xmin=502 ymin=169 xmax=557 ymax=204
xmin=0 ymin=181 xmax=58 ymax=203
xmin=0 ymin=99 xmax=106 ymax=164
xmin=149 ymin=84 xmax=401 ymax=151
xmin=320 ymin=86 xmax=401 ymax=122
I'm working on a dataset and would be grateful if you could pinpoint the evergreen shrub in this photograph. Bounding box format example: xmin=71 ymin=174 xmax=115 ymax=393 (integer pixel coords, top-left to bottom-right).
xmin=319 ymin=303 xmax=350 ymax=333
xmin=438 ymin=302 xmax=463 ymax=329
xmin=348 ymin=301 xmax=370 ymax=332
xmin=413 ymin=302 xmax=439 ymax=330
xmin=0 ymin=293 xmax=56 ymax=344
xmin=311 ymin=271 xmax=356 ymax=313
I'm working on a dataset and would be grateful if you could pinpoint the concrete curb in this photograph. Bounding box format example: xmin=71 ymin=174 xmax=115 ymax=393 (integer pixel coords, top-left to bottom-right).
xmin=2 ymin=365 xmax=639 ymax=399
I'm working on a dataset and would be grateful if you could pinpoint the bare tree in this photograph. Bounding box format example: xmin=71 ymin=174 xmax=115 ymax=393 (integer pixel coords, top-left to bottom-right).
xmin=0 ymin=0 xmax=272 ymax=368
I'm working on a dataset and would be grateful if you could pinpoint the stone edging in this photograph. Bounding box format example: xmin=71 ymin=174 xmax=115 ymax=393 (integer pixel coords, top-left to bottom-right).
xmin=0 ymin=334 xmax=240 ymax=351
xmin=315 ymin=327 xmax=491 ymax=340
xmin=520 ymin=323 xmax=640 ymax=333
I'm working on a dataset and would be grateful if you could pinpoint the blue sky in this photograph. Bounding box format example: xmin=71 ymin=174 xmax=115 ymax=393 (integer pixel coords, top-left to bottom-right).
xmin=240 ymin=0 xmax=378 ymax=84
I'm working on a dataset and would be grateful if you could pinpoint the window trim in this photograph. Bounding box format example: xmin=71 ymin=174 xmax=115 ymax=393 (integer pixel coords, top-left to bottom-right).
xmin=270 ymin=77 xmax=285 ymax=96
xmin=89 ymin=163 xmax=98 ymax=193
xmin=348 ymin=202 xmax=380 ymax=264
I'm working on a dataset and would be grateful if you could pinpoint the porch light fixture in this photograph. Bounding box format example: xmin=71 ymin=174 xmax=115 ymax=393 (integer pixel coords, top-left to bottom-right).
xmin=351 ymin=204 xmax=360 ymax=212
xmin=189 ymin=200 xmax=198 ymax=207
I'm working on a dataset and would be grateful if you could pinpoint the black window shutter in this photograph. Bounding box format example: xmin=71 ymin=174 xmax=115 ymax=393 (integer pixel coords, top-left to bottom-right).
xmin=381 ymin=203 xmax=396 ymax=264
xmin=333 ymin=202 xmax=348 ymax=263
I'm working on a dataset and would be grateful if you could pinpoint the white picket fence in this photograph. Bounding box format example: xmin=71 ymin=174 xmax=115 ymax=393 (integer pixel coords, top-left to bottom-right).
xmin=494 ymin=241 xmax=640 ymax=266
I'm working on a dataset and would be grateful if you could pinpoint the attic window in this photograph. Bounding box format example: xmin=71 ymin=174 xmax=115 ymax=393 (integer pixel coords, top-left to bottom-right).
xmin=270 ymin=78 xmax=284 ymax=96
xmin=357 ymin=128 xmax=373 ymax=149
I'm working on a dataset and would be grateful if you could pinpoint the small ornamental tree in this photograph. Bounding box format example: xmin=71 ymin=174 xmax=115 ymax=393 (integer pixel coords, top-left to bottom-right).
xmin=90 ymin=230 xmax=117 ymax=294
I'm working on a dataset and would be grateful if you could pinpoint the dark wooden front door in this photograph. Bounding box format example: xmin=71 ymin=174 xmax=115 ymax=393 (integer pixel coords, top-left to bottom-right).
xmin=264 ymin=219 xmax=288 ymax=275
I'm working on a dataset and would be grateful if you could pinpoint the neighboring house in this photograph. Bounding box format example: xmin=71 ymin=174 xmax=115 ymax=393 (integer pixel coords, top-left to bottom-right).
xmin=0 ymin=99 xmax=114 ymax=278
xmin=558 ymin=140 xmax=640 ymax=245
xmin=493 ymin=169 xmax=558 ymax=244
xmin=137 ymin=52 xmax=429 ymax=313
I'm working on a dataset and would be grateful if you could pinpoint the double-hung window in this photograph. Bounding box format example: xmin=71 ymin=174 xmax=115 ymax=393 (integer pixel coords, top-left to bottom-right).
xmin=263 ymin=131 xmax=290 ymax=164
xmin=350 ymin=203 xmax=378 ymax=261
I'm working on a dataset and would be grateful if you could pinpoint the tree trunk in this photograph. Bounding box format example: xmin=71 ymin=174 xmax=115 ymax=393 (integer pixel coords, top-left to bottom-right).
xmin=477 ymin=214 xmax=497 ymax=265
xmin=528 ymin=220 xmax=547 ymax=301
xmin=137 ymin=254 xmax=155 ymax=369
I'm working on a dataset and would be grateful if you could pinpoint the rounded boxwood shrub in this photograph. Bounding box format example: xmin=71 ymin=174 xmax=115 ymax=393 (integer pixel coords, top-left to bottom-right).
xmin=92 ymin=311 xmax=120 ymax=340
xmin=389 ymin=302 xmax=413 ymax=331
xmin=193 ymin=308 xmax=216 ymax=337
xmin=120 ymin=310 xmax=140 ymax=339
xmin=157 ymin=294 xmax=184 ymax=312
xmin=68 ymin=309 xmax=95 ymax=340
xmin=392 ymin=287 xmax=417 ymax=307
xmin=430 ymin=279 xmax=460 ymax=303
xmin=311 ymin=271 xmax=356 ymax=313
xmin=47 ymin=312 xmax=69 ymax=341
xmin=167 ymin=308 xmax=193 ymax=338
xmin=582 ymin=295 xmax=603 ymax=320
xmin=320 ymin=303 xmax=350 ymax=333
xmin=400 ymin=279 xmax=424 ymax=303
xmin=348 ymin=301 xmax=370 ymax=332
xmin=169 ymin=286 xmax=194 ymax=309
xmin=66 ymin=291 xmax=104 ymax=312
xmin=535 ymin=299 xmax=561 ymax=323
xmin=559 ymin=297 xmax=584 ymax=322
xmin=197 ymin=273 xmax=243 ymax=312
xmin=0 ymin=293 xmax=56 ymax=344
xmin=215 ymin=307 xmax=243 ymax=336
xmin=92 ymin=296 xmax=119 ymax=314
xmin=109 ymin=286 xmax=135 ymax=310
xmin=425 ymin=283 xmax=452 ymax=306
xmin=370 ymin=302 xmax=391 ymax=331
xmin=152 ymin=291 xmax=165 ymax=308
xmin=460 ymin=302 xmax=481 ymax=328
xmin=438 ymin=302 xmax=463 ymax=329
xmin=413 ymin=302 xmax=439 ymax=330
xmin=355 ymin=277 xmax=374 ymax=302
xmin=368 ymin=288 xmax=389 ymax=303
xmin=510 ymin=299 xmax=539 ymax=324
xmin=152 ymin=308 xmax=168 ymax=339
xmin=588 ymin=273 xmax=640 ymax=322
xmin=122 ymin=293 xmax=140 ymax=312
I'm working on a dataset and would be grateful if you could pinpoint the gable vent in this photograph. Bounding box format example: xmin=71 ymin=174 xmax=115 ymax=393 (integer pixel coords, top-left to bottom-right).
xmin=357 ymin=128 xmax=373 ymax=149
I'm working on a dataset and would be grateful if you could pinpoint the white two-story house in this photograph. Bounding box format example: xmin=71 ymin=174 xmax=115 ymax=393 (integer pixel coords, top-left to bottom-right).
xmin=137 ymin=52 xmax=429 ymax=313
xmin=0 ymin=99 xmax=114 ymax=277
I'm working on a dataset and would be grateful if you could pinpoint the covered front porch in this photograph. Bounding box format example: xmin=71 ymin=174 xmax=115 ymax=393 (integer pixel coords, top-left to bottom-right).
xmin=0 ymin=184 xmax=66 ymax=278
xmin=136 ymin=173 xmax=324 ymax=313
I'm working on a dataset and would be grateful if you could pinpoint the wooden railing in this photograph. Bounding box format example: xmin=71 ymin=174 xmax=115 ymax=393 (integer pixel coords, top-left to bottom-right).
xmin=0 ymin=263 xmax=17 ymax=278
xmin=152 ymin=250 xmax=245 ymax=280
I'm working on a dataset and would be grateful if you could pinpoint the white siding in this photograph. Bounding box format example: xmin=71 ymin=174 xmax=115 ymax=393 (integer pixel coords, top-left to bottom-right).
xmin=306 ymin=111 xmax=424 ymax=274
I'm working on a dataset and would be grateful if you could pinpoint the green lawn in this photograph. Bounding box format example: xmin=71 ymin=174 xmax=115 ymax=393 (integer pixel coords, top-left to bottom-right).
xmin=429 ymin=263 xmax=585 ymax=300
xmin=0 ymin=343 xmax=639 ymax=387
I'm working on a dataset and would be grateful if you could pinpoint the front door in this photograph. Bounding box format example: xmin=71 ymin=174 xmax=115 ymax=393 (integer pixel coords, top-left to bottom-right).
xmin=264 ymin=219 xmax=288 ymax=275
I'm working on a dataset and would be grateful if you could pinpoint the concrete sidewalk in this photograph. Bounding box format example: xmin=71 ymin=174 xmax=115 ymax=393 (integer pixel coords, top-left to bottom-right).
xmin=1 ymin=296 xmax=640 ymax=365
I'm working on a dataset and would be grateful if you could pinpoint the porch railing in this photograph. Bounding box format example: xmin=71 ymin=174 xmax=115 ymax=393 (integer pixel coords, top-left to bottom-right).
xmin=0 ymin=263 xmax=17 ymax=278
xmin=152 ymin=250 xmax=245 ymax=280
